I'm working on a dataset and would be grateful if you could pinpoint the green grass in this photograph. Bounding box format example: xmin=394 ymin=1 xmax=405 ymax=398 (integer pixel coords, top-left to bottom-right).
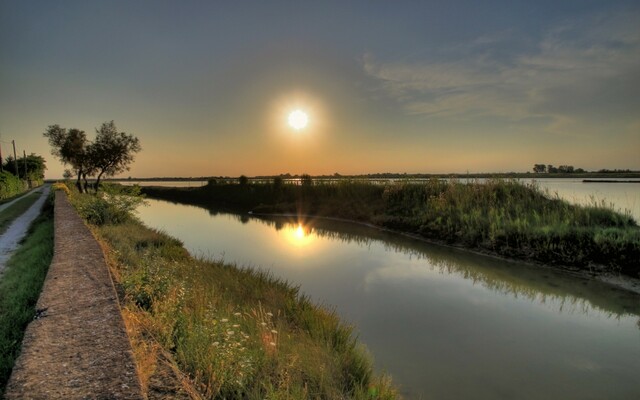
xmin=142 ymin=178 xmax=640 ymax=276
xmin=62 ymin=186 xmax=398 ymax=398
xmin=0 ymin=172 xmax=26 ymax=202
xmin=0 ymin=192 xmax=42 ymax=236
xmin=0 ymin=197 xmax=53 ymax=394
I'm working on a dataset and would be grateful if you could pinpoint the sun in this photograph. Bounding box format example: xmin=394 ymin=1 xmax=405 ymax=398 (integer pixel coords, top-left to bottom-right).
xmin=288 ymin=109 xmax=309 ymax=130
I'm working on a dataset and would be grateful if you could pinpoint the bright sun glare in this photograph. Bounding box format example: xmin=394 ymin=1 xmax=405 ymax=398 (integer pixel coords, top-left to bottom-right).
xmin=288 ymin=110 xmax=309 ymax=130
xmin=284 ymin=223 xmax=314 ymax=247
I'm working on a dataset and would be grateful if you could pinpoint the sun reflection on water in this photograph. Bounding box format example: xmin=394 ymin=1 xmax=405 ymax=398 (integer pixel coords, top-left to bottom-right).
xmin=283 ymin=223 xmax=315 ymax=248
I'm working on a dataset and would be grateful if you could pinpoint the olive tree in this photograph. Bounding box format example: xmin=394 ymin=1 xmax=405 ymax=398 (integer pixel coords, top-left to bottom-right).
xmin=88 ymin=121 xmax=141 ymax=192
xmin=43 ymin=125 xmax=91 ymax=192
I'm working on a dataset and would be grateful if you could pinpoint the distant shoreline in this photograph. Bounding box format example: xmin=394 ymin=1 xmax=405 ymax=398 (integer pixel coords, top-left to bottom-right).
xmin=44 ymin=171 xmax=640 ymax=183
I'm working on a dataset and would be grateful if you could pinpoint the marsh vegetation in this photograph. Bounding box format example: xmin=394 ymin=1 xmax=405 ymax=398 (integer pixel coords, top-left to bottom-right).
xmin=143 ymin=179 xmax=640 ymax=277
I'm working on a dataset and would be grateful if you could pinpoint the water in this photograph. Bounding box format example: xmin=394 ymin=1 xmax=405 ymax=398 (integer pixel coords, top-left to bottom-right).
xmin=136 ymin=199 xmax=640 ymax=399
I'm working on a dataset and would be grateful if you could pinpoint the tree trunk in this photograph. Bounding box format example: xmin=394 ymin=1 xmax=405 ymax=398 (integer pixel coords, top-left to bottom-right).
xmin=76 ymin=171 xmax=83 ymax=193
xmin=94 ymin=171 xmax=105 ymax=193
xmin=82 ymin=173 xmax=90 ymax=194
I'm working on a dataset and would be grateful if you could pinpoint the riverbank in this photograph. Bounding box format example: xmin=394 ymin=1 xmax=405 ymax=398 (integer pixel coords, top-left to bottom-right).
xmin=141 ymin=179 xmax=640 ymax=279
xmin=63 ymin=184 xmax=398 ymax=398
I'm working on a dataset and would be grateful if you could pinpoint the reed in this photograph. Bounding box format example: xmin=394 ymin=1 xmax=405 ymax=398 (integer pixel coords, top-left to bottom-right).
xmin=143 ymin=178 xmax=640 ymax=276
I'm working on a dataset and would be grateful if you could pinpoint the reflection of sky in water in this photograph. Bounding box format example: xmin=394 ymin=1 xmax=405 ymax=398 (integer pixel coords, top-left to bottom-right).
xmin=137 ymin=199 xmax=640 ymax=399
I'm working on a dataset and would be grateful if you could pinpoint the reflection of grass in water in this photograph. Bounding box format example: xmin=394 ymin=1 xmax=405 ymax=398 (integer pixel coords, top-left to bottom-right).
xmin=243 ymin=215 xmax=640 ymax=319
xmin=97 ymin=218 xmax=397 ymax=399
xmin=142 ymin=178 xmax=640 ymax=276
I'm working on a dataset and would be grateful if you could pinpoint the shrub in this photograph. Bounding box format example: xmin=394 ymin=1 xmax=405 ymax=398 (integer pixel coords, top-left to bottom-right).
xmin=70 ymin=184 xmax=145 ymax=226
xmin=0 ymin=172 xmax=26 ymax=200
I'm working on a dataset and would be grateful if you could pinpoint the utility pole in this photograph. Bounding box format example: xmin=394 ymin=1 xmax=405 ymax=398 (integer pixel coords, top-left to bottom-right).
xmin=12 ymin=140 xmax=19 ymax=177
xmin=23 ymin=150 xmax=28 ymax=185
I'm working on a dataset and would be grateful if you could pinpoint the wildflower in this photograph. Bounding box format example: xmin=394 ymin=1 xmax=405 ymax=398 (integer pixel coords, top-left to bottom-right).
xmin=233 ymin=324 xmax=240 ymax=328
xmin=261 ymin=322 xmax=267 ymax=326
xmin=227 ymin=330 xmax=235 ymax=335
xmin=271 ymin=330 xmax=278 ymax=334
xmin=221 ymin=318 xmax=229 ymax=323
xmin=212 ymin=342 xmax=219 ymax=346
xmin=266 ymin=312 xmax=273 ymax=317
xmin=269 ymin=342 xmax=276 ymax=346
xmin=234 ymin=312 xmax=241 ymax=316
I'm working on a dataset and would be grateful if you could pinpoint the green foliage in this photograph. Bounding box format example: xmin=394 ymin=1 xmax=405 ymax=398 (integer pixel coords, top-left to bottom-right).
xmin=89 ymin=121 xmax=141 ymax=191
xmin=143 ymin=179 xmax=640 ymax=276
xmin=43 ymin=121 xmax=141 ymax=193
xmin=0 ymin=172 xmax=26 ymax=201
xmin=0 ymin=200 xmax=54 ymax=394
xmin=2 ymin=154 xmax=46 ymax=182
xmin=96 ymin=217 xmax=398 ymax=399
xmin=69 ymin=184 xmax=145 ymax=226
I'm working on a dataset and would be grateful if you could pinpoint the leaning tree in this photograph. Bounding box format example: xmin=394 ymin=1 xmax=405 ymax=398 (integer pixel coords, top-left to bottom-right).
xmin=88 ymin=121 xmax=141 ymax=192
xmin=43 ymin=125 xmax=91 ymax=193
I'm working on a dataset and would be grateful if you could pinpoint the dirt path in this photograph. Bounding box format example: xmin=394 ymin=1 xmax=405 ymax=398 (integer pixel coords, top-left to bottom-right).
xmin=0 ymin=187 xmax=42 ymax=213
xmin=0 ymin=185 xmax=50 ymax=276
xmin=5 ymin=191 xmax=143 ymax=399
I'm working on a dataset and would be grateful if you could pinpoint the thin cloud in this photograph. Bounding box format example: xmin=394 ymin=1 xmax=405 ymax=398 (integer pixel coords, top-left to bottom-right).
xmin=363 ymin=10 xmax=640 ymax=129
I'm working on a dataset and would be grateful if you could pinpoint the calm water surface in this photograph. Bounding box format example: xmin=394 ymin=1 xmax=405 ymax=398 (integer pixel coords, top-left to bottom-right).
xmin=137 ymin=198 xmax=640 ymax=399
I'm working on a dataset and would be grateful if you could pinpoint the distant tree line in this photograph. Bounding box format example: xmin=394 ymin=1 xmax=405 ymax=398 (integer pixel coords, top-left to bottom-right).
xmin=44 ymin=121 xmax=141 ymax=193
xmin=532 ymin=164 xmax=585 ymax=174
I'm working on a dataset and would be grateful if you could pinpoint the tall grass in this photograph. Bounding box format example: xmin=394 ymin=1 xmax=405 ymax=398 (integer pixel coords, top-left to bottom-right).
xmin=0 ymin=172 xmax=26 ymax=201
xmin=143 ymin=178 xmax=640 ymax=276
xmin=0 ymin=197 xmax=53 ymax=394
xmin=64 ymin=185 xmax=398 ymax=399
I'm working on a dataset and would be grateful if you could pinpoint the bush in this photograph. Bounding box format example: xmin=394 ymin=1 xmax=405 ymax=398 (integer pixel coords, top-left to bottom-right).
xmin=70 ymin=184 xmax=145 ymax=226
xmin=0 ymin=172 xmax=26 ymax=200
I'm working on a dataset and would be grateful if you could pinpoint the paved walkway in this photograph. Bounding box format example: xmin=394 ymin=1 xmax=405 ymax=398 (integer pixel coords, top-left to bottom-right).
xmin=0 ymin=185 xmax=50 ymax=275
xmin=5 ymin=191 xmax=143 ymax=399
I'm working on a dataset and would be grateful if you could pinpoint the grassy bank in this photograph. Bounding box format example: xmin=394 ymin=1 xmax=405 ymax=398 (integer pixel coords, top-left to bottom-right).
xmin=65 ymin=185 xmax=397 ymax=399
xmin=0 ymin=197 xmax=53 ymax=394
xmin=0 ymin=192 xmax=43 ymax=235
xmin=142 ymin=179 xmax=640 ymax=277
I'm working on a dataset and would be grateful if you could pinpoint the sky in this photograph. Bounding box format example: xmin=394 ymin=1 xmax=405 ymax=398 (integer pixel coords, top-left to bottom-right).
xmin=1 ymin=0 xmax=639 ymax=179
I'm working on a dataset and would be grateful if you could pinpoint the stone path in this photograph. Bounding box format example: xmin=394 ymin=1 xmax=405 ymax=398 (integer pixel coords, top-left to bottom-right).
xmin=0 ymin=185 xmax=50 ymax=275
xmin=5 ymin=191 xmax=143 ymax=399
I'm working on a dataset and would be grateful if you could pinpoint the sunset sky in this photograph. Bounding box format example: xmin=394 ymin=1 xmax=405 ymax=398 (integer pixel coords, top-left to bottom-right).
xmin=1 ymin=1 xmax=638 ymax=179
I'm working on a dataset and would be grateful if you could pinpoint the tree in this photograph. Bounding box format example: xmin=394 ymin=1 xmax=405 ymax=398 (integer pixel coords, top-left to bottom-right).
xmin=88 ymin=121 xmax=141 ymax=192
xmin=43 ymin=125 xmax=91 ymax=192
xmin=558 ymin=165 xmax=574 ymax=173
xmin=533 ymin=164 xmax=546 ymax=173
xmin=4 ymin=153 xmax=48 ymax=185
xmin=238 ymin=175 xmax=249 ymax=185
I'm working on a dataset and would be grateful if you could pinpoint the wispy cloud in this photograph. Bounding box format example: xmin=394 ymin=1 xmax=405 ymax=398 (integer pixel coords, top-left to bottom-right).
xmin=363 ymin=10 xmax=640 ymax=131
